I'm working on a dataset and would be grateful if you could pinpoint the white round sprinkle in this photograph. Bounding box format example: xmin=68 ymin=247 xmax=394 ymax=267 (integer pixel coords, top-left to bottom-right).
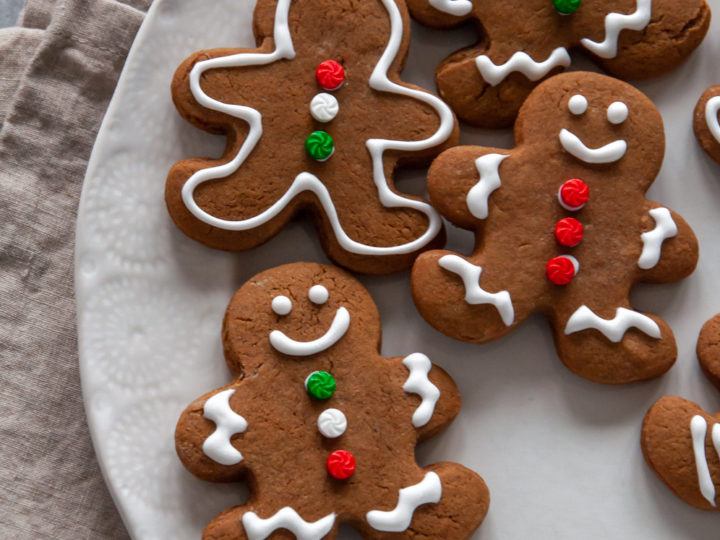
xmin=607 ymin=101 xmax=628 ymax=125
xmin=308 ymin=285 xmax=329 ymax=305
xmin=568 ymin=94 xmax=588 ymax=116
xmin=271 ymin=295 xmax=292 ymax=316
xmin=310 ymin=93 xmax=339 ymax=123
xmin=317 ymin=408 xmax=347 ymax=438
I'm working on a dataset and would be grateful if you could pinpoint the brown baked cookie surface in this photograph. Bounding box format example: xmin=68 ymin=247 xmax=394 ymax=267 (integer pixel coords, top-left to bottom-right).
xmin=694 ymin=86 xmax=720 ymax=164
xmin=698 ymin=314 xmax=720 ymax=391
xmin=175 ymin=263 xmax=489 ymax=539
xmin=642 ymin=396 xmax=720 ymax=510
xmin=165 ymin=0 xmax=459 ymax=275
xmin=411 ymin=72 xmax=699 ymax=384
xmin=405 ymin=0 xmax=710 ymax=127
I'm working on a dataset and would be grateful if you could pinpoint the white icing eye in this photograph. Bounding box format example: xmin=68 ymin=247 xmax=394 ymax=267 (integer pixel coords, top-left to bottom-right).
xmin=271 ymin=295 xmax=292 ymax=316
xmin=568 ymin=94 xmax=588 ymax=115
xmin=607 ymin=102 xmax=628 ymax=124
xmin=308 ymin=285 xmax=329 ymax=305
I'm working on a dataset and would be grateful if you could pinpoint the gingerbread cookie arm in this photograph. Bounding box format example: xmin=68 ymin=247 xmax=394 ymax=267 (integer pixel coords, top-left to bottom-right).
xmin=635 ymin=203 xmax=698 ymax=284
xmin=694 ymin=86 xmax=720 ymax=164
xmin=642 ymin=396 xmax=720 ymax=510
xmin=698 ymin=314 xmax=720 ymax=392
xmin=552 ymin=302 xmax=676 ymax=384
xmin=175 ymin=385 xmax=250 ymax=483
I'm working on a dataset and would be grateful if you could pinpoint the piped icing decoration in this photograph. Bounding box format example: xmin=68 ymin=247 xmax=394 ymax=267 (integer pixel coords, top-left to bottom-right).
xmin=308 ymin=284 xmax=329 ymax=305
xmin=401 ymin=353 xmax=440 ymax=428
xmin=553 ymin=0 xmax=581 ymax=15
xmin=317 ymin=408 xmax=347 ymax=438
xmin=270 ymin=306 xmax=350 ymax=356
xmin=316 ymin=60 xmax=345 ymax=91
xmin=705 ymin=96 xmax=720 ymax=144
xmin=242 ymin=507 xmax=336 ymax=540
xmin=475 ymin=47 xmax=571 ymax=87
xmin=438 ymin=255 xmax=514 ymax=326
xmin=559 ymin=128 xmax=627 ymax=164
xmin=181 ymin=0 xmax=452 ymax=256
xmin=558 ymin=178 xmax=589 ymax=211
xmin=690 ymin=415 xmax=719 ymax=507
xmin=305 ymin=131 xmax=334 ymax=162
xmin=305 ymin=371 xmax=336 ymax=399
xmin=580 ymin=0 xmax=652 ymax=59
xmin=568 ymin=94 xmax=588 ymax=115
xmin=466 ymin=153 xmax=508 ymax=219
xmin=366 ymin=472 xmax=442 ymax=532
xmin=564 ymin=305 xmax=661 ymax=342
xmin=546 ymin=255 xmax=578 ymax=286
xmin=638 ymin=207 xmax=677 ymax=270
xmin=555 ymin=217 xmax=583 ymax=247
xmin=327 ymin=449 xmax=356 ymax=480
xmin=607 ymin=101 xmax=629 ymax=124
xmin=429 ymin=0 xmax=473 ymax=16
xmin=310 ymin=93 xmax=339 ymax=123
xmin=272 ymin=295 xmax=292 ymax=316
xmin=202 ymin=389 xmax=248 ymax=466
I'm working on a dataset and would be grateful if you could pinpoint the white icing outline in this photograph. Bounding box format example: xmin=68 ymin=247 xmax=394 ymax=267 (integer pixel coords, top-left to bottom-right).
xmin=559 ymin=128 xmax=627 ymax=164
xmin=438 ymin=255 xmax=514 ymax=326
xmin=691 ymin=415 xmax=716 ymax=507
xmin=568 ymin=94 xmax=588 ymax=116
xmin=366 ymin=472 xmax=442 ymax=532
xmin=310 ymin=92 xmax=339 ymax=123
xmin=269 ymin=307 xmax=350 ymax=356
xmin=242 ymin=507 xmax=336 ymax=540
xmin=705 ymin=96 xmax=720 ymax=145
xmin=271 ymin=295 xmax=292 ymax=316
xmin=429 ymin=0 xmax=473 ymax=16
xmin=581 ymin=0 xmax=652 ymax=59
xmin=402 ymin=353 xmax=440 ymax=428
xmin=475 ymin=47 xmax=570 ymax=87
xmin=466 ymin=153 xmax=508 ymax=219
xmin=317 ymin=408 xmax=347 ymax=438
xmin=182 ymin=0 xmax=452 ymax=256
xmin=308 ymin=284 xmax=329 ymax=305
xmin=638 ymin=207 xmax=677 ymax=270
xmin=202 ymin=389 xmax=248 ymax=466
xmin=607 ymin=101 xmax=629 ymax=125
xmin=564 ymin=305 xmax=661 ymax=342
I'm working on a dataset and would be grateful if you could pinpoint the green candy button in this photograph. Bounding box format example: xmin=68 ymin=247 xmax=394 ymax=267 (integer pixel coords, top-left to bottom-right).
xmin=305 ymin=371 xmax=336 ymax=400
xmin=305 ymin=131 xmax=335 ymax=161
xmin=553 ymin=0 xmax=580 ymax=14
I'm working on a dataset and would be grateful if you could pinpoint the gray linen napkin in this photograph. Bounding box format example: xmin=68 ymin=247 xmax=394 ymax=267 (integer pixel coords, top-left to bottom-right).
xmin=0 ymin=0 xmax=151 ymax=537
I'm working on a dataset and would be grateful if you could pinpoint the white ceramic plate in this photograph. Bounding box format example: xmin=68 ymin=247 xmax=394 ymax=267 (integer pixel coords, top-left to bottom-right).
xmin=76 ymin=0 xmax=720 ymax=538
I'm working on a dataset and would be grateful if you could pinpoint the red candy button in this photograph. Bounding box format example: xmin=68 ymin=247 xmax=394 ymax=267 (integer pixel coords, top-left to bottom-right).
xmin=327 ymin=450 xmax=355 ymax=480
xmin=555 ymin=217 xmax=584 ymax=247
xmin=546 ymin=255 xmax=579 ymax=286
xmin=316 ymin=60 xmax=345 ymax=91
xmin=558 ymin=179 xmax=589 ymax=211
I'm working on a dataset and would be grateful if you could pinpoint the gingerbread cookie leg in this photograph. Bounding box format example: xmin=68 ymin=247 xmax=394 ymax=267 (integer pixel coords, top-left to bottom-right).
xmin=642 ymin=396 xmax=720 ymax=511
xmin=553 ymin=302 xmax=676 ymax=384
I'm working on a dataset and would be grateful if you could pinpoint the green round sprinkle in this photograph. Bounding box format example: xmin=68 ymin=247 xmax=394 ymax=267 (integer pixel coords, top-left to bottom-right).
xmin=305 ymin=371 xmax=336 ymax=400
xmin=552 ymin=0 xmax=581 ymax=14
xmin=305 ymin=131 xmax=334 ymax=161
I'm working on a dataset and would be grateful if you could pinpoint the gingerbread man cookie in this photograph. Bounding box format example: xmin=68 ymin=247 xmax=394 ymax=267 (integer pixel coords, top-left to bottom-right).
xmin=175 ymin=263 xmax=489 ymax=539
xmin=694 ymin=86 xmax=720 ymax=163
xmin=406 ymin=0 xmax=710 ymax=127
xmin=411 ymin=72 xmax=698 ymax=384
xmin=166 ymin=0 xmax=459 ymax=275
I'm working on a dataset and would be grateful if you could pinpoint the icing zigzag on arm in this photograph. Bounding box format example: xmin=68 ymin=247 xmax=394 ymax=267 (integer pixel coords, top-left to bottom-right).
xmin=466 ymin=153 xmax=508 ymax=219
xmin=366 ymin=472 xmax=442 ymax=532
xmin=429 ymin=0 xmax=472 ymax=16
xmin=564 ymin=305 xmax=661 ymax=342
xmin=581 ymin=0 xmax=653 ymax=59
xmin=706 ymin=96 xmax=720 ymax=144
xmin=475 ymin=47 xmax=570 ymax=87
xmin=401 ymin=353 xmax=440 ymax=428
xmin=181 ymin=0 xmax=452 ymax=256
xmin=202 ymin=389 xmax=248 ymax=466
xmin=690 ymin=416 xmax=720 ymax=507
xmin=638 ymin=207 xmax=677 ymax=270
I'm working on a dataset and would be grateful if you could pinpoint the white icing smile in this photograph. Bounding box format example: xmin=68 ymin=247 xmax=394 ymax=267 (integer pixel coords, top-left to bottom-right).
xmin=559 ymin=129 xmax=627 ymax=164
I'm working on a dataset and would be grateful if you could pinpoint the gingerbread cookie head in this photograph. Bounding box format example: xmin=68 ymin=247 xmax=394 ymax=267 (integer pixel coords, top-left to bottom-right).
xmin=694 ymin=86 xmax=720 ymax=164
xmin=412 ymin=72 xmax=698 ymax=384
xmin=406 ymin=0 xmax=710 ymax=127
xmin=166 ymin=0 xmax=459 ymax=275
xmin=176 ymin=263 xmax=489 ymax=539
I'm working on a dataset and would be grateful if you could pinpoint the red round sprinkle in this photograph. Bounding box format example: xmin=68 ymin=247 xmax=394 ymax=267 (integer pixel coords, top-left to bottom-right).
xmin=558 ymin=179 xmax=589 ymax=211
xmin=546 ymin=256 xmax=577 ymax=286
xmin=555 ymin=217 xmax=584 ymax=247
xmin=327 ymin=450 xmax=355 ymax=480
xmin=316 ymin=60 xmax=345 ymax=91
